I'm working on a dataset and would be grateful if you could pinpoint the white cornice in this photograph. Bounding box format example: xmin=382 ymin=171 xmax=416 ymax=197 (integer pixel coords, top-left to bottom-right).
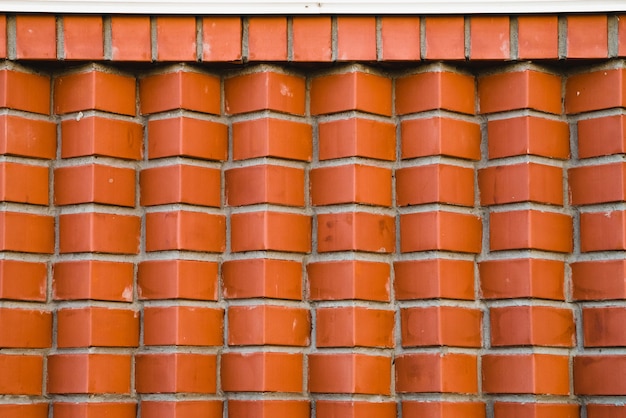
xmin=2 ymin=0 xmax=626 ymax=15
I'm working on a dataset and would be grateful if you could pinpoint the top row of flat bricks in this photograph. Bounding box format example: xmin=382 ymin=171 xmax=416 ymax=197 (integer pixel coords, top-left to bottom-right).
xmin=1 ymin=14 xmax=626 ymax=62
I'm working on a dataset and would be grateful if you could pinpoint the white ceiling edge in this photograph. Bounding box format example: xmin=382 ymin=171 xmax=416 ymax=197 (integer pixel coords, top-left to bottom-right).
xmin=2 ymin=0 xmax=626 ymax=14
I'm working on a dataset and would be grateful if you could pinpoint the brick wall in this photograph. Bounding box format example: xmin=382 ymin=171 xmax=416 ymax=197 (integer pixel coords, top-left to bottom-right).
xmin=1 ymin=12 xmax=626 ymax=418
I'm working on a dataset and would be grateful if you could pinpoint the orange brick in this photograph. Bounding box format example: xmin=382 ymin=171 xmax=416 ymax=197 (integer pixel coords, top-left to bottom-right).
xmin=57 ymin=307 xmax=139 ymax=347
xmin=0 ymin=354 xmax=43 ymax=395
xmin=63 ymin=16 xmax=103 ymax=60
xmin=336 ymin=17 xmax=376 ymax=61
xmin=140 ymin=70 xmax=220 ymax=114
xmin=396 ymin=353 xmax=477 ymax=393
xmin=61 ymin=116 xmax=143 ymax=160
xmin=226 ymin=165 xmax=305 ymax=207
xmin=225 ymin=71 xmax=305 ymax=115
xmin=381 ymin=17 xmax=420 ymax=61
xmin=53 ymin=403 xmax=136 ymax=418
xmin=400 ymin=211 xmax=482 ymax=253
xmin=401 ymin=117 xmax=481 ymax=160
xmin=156 ymin=17 xmax=196 ymax=61
xmin=111 ymin=16 xmax=151 ymax=61
xmin=566 ymin=69 xmax=626 ymax=114
xmin=401 ymin=306 xmax=482 ymax=348
xmin=309 ymin=353 xmax=390 ymax=395
xmin=0 ymin=403 xmax=48 ymax=418
xmin=145 ymin=211 xmax=225 ymax=253
xmin=59 ymin=213 xmax=140 ymax=254
xmin=316 ymin=306 xmax=394 ymax=348
xmin=574 ymin=355 xmax=626 ymax=395
xmin=141 ymin=164 xmax=221 ymax=207
xmin=147 ymin=117 xmax=227 ymax=161
xmin=317 ymin=212 xmax=395 ymax=253
xmin=311 ymin=164 xmax=392 ymax=207
xmin=489 ymin=210 xmax=572 ymax=253
xmin=231 ymin=211 xmax=310 ymax=253
xmin=580 ymin=211 xmax=626 ymax=252
xmin=424 ymin=17 xmax=465 ymax=60
xmin=228 ymin=305 xmax=310 ymax=346
xmin=0 ymin=259 xmax=47 ymax=301
xmin=0 ymin=115 xmax=56 ymax=159
xmin=0 ymin=69 xmax=50 ymax=114
xmin=494 ymin=402 xmax=578 ymax=418
xmin=136 ymin=353 xmax=216 ymax=394
xmin=144 ymin=306 xmax=223 ymax=346
xmin=0 ymin=212 xmax=54 ymax=254
xmin=490 ymin=306 xmax=574 ymax=347
xmin=482 ymin=354 xmax=569 ymax=395
xmin=228 ymin=400 xmax=308 ymax=418
xmin=583 ymin=307 xmax=626 ymax=347
xmin=202 ymin=17 xmax=242 ymax=62
xmin=572 ymin=260 xmax=626 ymax=301
xmin=517 ymin=16 xmax=559 ymax=59
xmin=222 ymin=352 xmax=302 ymax=392
xmin=223 ymin=258 xmax=302 ymax=300
xmin=311 ymin=71 xmax=392 ymax=116
xmin=16 ymin=15 xmax=56 ymax=59
xmin=394 ymin=259 xmax=475 ymax=301
xmin=307 ymin=260 xmax=390 ymax=302
xmin=567 ymin=15 xmax=608 ymax=58
xmin=570 ymin=162 xmax=626 ymax=205
xmin=397 ymin=164 xmax=474 ymax=207
xmin=48 ymin=354 xmax=131 ymax=394
xmin=470 ymin=17 xmax=510 ymax=59
xmin=588 ymin=404 xmax=626 ymax=418
xmin=248 ymin=17 xmax=287 ymax=61
xmin=55 ymin=164 xmax=135 ymax=207
xmin=0 ymin=308 xmax=51 ymax=348
xmin=292 ymin=17 xmax=332 ymax=62
xmin=396 ymin=71 xmax=475 ymax=115
xmin=142 ymin=401 xmax=222 ymax=418
xmin=138 ymin=259 xmax=218 ymax=301
xmin=319 ymin=118 xmax=395 ymax=161
xmin=0 ymin=162 xmax=48 ymax=205
xmin=578 ymin=115 xmax=626 ymax=158
xmin=318 ymin=401 xmax=396 ymax=418
xmin=53 ymin=260 xmax=134 ymax=302
xmin=232 ymin=118 xmax=312 ymax=161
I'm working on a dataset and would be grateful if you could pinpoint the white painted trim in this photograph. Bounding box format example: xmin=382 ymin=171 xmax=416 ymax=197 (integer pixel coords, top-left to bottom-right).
xmin=2 ymin=0 xmax=626 ymax=14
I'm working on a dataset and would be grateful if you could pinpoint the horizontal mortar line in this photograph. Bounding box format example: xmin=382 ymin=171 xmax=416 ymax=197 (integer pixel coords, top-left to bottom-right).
xmin=393 ymin=252 xmax=477 ymax=262
xmin=138 ymin=62 xmax=221 ymax=77
xmin=583 ymin=396 xmax=626 ymax=403
xmin=226 ymin=109 xmax=311 ymax=124
xmin=573 ymin=347 xmax=626 ymax=355
xmin=0 ymin=301 xmax=56 ymax=310
xmin=222 ymin=393 xmax=311 ymax=401
xmin=397 ymin=109 xmax=479 ymax=123
xmin=312 ymin=205 xmax=396 ymax=215
xmin=227 ymin=204 xmax=312 ymax=215
xmin=0 ymin=108 xmax=57 ymax=121
xmin=221 ymin=251 xmax=306 ymax=262
xmin=47 ymin=347 xmax=143 ymax=355
xmin=576 ymin=300 xmax=626 ymax=308
xmin=396 ymin=203 xmax=481 ymax=215
xmin=396 ymin=300 xmax=484 ymax=309
xmin=476 ymin=61 xmax=559 ymax=77
xmin=53 ymin=62 xmax=135 ymax=78
xmin=53 ymin=252 xmax=138 ymax=262
xmin=310 ymin=157 xmax=396 ymax=169
xmin=223 ymin=157 xmax=308 ymax=170
xmin=484 ymin=202 xmax=572 ymax=214
xmin=142 ymin=204 xmax=226 ymax=214
xmin=310 ymin=300 xmax=397 ymax=309
xmin=479 ymin=154 xmax=568 ymax=168
xmin=576 ymin=203 xmax=626 ymax=213
xmin=56 ymin=109 xmax=142 ymax=123
xmin=568 ymin=154 xmax=626 ymax=167
xmin=57 ymin=203 xmax=141 ymax=215
xmin=308 ymin=394 xmax=395 ymax=402
xmin=396 ymin=393 xmax=487 ymax=402
xmin=566 ymin=60 xmax=626 ymax=76
xmin=141 ymin=157 xmax=223 ymax=169
xmin=396 ymin=156 xmax=477 ymax=169
xmin=0 ymin=203 xmax=55 ymax=215
xmin=481 ymin=394 xmax=579 ymax=402
xmin=306 ymin=252 xmax=393 ymax=262
xmin=307 ymin=347 xmax=394 ymax=356
xmin=482 ymin=108 xmax=567 ymax=122
xmin=395 ymin=347 xmax=482 ymax=356
xmin=133 ymin=394 xmax=225 ymax=401
xmin=0 ymin=253 xmax=53 ymax=262
xmin=309 ymin=62 xmax=389 ymax=79
xmin=139 ymin=251 xmax=222 ymax=261
xmin=219 ymin=299 xmax=308 ymax=308
xmin=479 ymin=346 xmax=573 ymax=355
xmin=143 ymin=108 xmax=226 ymax=123
xmin=223 ymin=63 xmax=307 ymax=78
xmin=482 ymin=299 xmax=575 ymax=309
xmin=476 ymin=249 xmax=570 ymax=261
xmin=396 ymin=62 xmax=474 ymax=77
xmin=568 ymin=252 xmax=626 ymax=262
xmin=219 ymin=346 xmax=311 ymax=354
xmin=54 ymin=300 xmax=138 ymax=309
xmin=314 ymin=112 xmax=395 ymax=125
xmin=53 ymin=156 xmax=139 ymax=169
xmin=568 ymin=106 xmax=626 ymax=121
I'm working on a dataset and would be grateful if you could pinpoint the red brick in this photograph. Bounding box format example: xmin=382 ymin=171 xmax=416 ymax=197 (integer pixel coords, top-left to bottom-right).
xmin=232 ymin=118 xmax=312 ymax=161
xmin=316 ymin=307 xmax=394 ymax=348
xmin=140 ymin=70 xmax=220 ymax=115
xmin=0 ymin=404 xmax=48 ymax=418
xmin=229 ymin=400 xmax=308 ymax=418
xmin=0 ymin=15 xmax=5 ymax=58
xmin=309 ymin=353 xmax=390 ymax=394
xmin=318 ymin=401 xmax=396 ymax=418
xmin=63 ymin=16 xmax=104 ymax=60
xmin=381 ymin=17 xmax=420 ymax=61
xmin=147 ymin=117 xmax=227 ymax=161
xmin=311 ymin=71 xmax=392 ymax=116
xmin=226 ymin=165 xmax=305 ymax=207
xmin=479 ymin=162 xmax=563 ymax=206
xmin=225 ymin=71 xmax=305 ymax=115
xmin=223 ymin=258 xmax=302 ymax=300
xmin=0 ymin=162 xmax=48 ymax=205
xmin=487 ymin=116 xmax=570 ymax=160
xmin=588 ymin=404 xmax=626 ymax=418
xmin=57 ymin=307 xmax=139 ymax=347
xmin=620 ymin=14 xmax=626 ymax=57
xmin=156 ymin=17 xmax=196 ymax=61
xmin=517 ymin=16 xmax=559 ymax=59
xmin=231 ymin=211 xmax=310 ymax=253
xmin=311 ymin=164 xmax=392 ymax=207
xmin=54 ymin=164 xmax=135 ymax=207
xmin=574 ymin=355 xmax=626 ymax=395
xmin=136 ymin=353 xmax=217 ymax=394
xmin=317 ymin=212 xmax=395 ymax=253
xmin=0 ymin=212 xmax=54 ymax=254
xmin=54 ymin=70 xmax=135 ymax=116
xmin=0 ymin=69 xmax=50 ymax=114
xmin=401 ymin=117 xmax=481 ymax=161
xmin=424 ymin=17 xmax=465 ymax=60
xmin=580 ymin=211 xmax=626 ymax=252
xmin=53 ymin=260 xmax=134 ymax=302
xmin=583 ymin=307 xmax=626 ymax=347
xmin=111 ymin=16 xmax=151 ymax=61
xmin=570 ymin=162 xmax=626 ymax=205
xmin=292 ymin=17 xmax=332 ymax=62
xmin=479 ymin=70 xmax=562 ymax=114
xmin=0 ymin=354 xmax=43 ymax=395
xmin=572 ymin=260 xmax=626 ymax=301
xmin=401 ymin=306 xmax=482 ymax=348
xmin=490 ymin=306 xmax=574 ymax=347
xmin=319 ymin=118 xmax=395 ymax=161
xmin=61 ymin=116 xmax=143 ymax=160
xmin=394 ymin=259 xmax=475 ymax=301
xmin=48 ymin=354 xmax=131 ymax=394
xmin=567 ymin=15 xmax=608 ymax=58
xmin=470 ymin=17 xmax=510 ymax=59
xmin=222 ymin=352 xmax=302 ymax=392
xmin=248 ymin=17 xmax=287 ymax=61
xmin=145 ymin=211 xmax=225 ymax=253
xmin=202 ymin=17 xmax=242 ymax=62
xmin=566 ymin=69 xmax=626 ymax=114
xmin=59 ymin=213 xmax=140 ymax=254
xmin=396 ymin=71 xmax=475 ymax=115
xmin=53 ymin=403 xmax=136 ymax=418
xmin=141 ymin=164 xmax=221 ymax=207
xmin=400 ymin=211 xmax=482 ymax=253
xmin=479 ymin=258 xmax=565 ymax=300
xmin=0 ymin=308 xmax=51 ymax=348
xmin=15 ymin=15 xmax=56 ymax=59
xmin=397 ymin=164 xmax=474 ymax=207
xmin=0 ymin=259 xmax=47 ymax=301
xmin=578 ymin=115 xmax=626 ymax=158
xmin=228 ymin=305 xmax=310 ymax=346
xmin=489 ymin=210 xmax=572 ymax=253
xmin=396 ymin=353 xmax=477 ymax=393
xmin=0 ymin=115 xmax=56 ymax=159
xmin=144 ymin=306 xmax=223 ymax=346
xmin=482 ymin=354 xmax=569 ymax=395
xmin=403 ymin=401 xmax=485 ymax=418
xmin=142 ymin=401 xmax=222 ymax=418
xmin=494 ymin=403 xmax=578 ymax=418
xmin=337 ymin=17 xmax=376 ymax=61
xmin=138 ymin=259 xmax=218 ymax=301
xmin=307 ymin=260 xmax=390 ymax=302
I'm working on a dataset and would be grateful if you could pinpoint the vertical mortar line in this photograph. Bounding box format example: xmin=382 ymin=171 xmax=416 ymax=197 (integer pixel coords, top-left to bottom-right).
xmin=419 ymin=16 xmax=426 ymax=60
xmin=56 ymin=15 xmax=64 ymax=60
xmin=196 ymin=16 xmax=203 ymax=62
xmin=331 ymin=17 xmax=338 ymax=62
xmin=103 ymin=15 xmax=112 ymax=61
xmin=375 ymin=16 xmax=382 ymax=62
xmin=150 ymin=16 xmax=157 ymax=62
xmin=509 ymin=16 xmax=519 ymax=61
xmin=287 ymin=16 xmax=293 ymax=62
xmin=241 ymin=18 xmax=249 ymax=63
xmin=6 ymin=15 xmax=16 ymax=60
xmin=608 ymin=15 xmax=619 ymax=58
xmin=558 ymin=15 xmax=568 ymax=60
xmin=464 ymin=15 xmax=471 ymax=60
